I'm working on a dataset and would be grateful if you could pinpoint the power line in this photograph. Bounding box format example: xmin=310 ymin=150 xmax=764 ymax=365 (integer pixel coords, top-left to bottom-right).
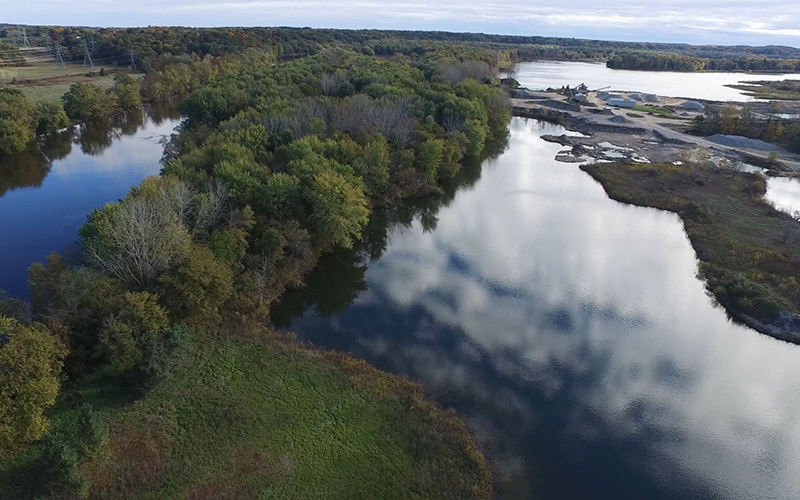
xmin=53 ymin=42 xmax=66 ymax=69
xmin=81 ymin=38 xmax=94 ymax=68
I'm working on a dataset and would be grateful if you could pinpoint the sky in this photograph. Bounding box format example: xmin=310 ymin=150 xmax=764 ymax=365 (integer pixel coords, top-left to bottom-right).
xmin=5 ymin=0 xmax=800 ymax=48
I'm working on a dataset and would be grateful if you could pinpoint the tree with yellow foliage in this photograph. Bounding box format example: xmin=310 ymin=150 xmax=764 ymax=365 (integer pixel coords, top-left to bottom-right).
xmin=0 ymin=317 xmax=66 ymax=456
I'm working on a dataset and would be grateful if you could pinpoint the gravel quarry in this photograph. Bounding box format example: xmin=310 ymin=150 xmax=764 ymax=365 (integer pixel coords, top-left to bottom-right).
xmin=511 ymin=88 xmax=800 ymax=172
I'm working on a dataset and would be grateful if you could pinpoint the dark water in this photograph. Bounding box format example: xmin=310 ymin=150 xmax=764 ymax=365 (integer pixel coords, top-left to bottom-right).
xmin=273 ymin=118 xmax=800 ymax=500
xmin=0 ymin=102 xmax=181 ymax=296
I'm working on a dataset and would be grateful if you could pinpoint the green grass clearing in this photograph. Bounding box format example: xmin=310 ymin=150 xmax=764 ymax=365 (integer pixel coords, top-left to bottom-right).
xmin=1 ymin=63 xmax=137 ymax=103
xmin=0 ymin=331 xmax=491 ymax=500
xmin=630 ymin=105 xmax=675 ymax=118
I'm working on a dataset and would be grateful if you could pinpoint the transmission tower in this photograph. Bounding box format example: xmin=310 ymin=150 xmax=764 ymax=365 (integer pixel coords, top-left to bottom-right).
xmin=129 ymin=50 xmax=136 ymax=71
xmin=20 ymin=27 xmax=30 ymax=48
xmin=82 ymin=39 xmax=94 ymax=68
xmin=53 ymin=42 xmax=66 ymax=69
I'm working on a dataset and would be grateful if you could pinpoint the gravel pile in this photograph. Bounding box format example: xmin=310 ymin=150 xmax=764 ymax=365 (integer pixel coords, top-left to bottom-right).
xmin=707 ymin=134 xmax=782 ymax=151
xmin=680 ymin=101 xmax=705 ymax=110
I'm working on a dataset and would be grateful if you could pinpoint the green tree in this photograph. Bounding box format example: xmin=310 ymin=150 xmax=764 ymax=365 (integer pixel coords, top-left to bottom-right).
xmin=112 ymin=73 xmax=143 ymax=109
xmin=0 ymin=317 xmax=66 ymax=455
xmin=62 ymin=82 xmax=117 ymax=121
xmin=257 ymin=173 xmax=303 ymax=220
xmin=34 ymin=101 xmax=70 ymax=135
xmin=97 ymin=291 xmax=169 ymax=374
xmin=354 ymin=136 xmax=390 ymax=195
xmin=416 ymin=138 xmax=444 ymax=180
xmin=306 ymin=170 xmax=369 ymax=249
xmin=0 ymin=88 xmax=35 ymax=154
xmin=157 ymin=244 xmax=234 ymax=320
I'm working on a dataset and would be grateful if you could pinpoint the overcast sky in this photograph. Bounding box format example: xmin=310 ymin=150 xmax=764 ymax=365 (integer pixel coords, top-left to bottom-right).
xmin=6 ymin=0 xmax=800 ymax=47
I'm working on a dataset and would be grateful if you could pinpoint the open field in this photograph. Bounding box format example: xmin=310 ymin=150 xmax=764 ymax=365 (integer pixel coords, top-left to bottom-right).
xmin=630 ymin=104 xmax=675 ymax=118
xmin=0 ymin=330 xmax=491 ymax=500
xmin=581 ymin=161 xmax=800 ymax=341
xmin=0 ymin=63 xmax=126 ymax=102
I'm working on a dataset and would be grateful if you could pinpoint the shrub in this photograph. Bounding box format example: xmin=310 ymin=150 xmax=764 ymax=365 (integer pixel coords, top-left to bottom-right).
xmin=135 ymin=324 xmax=192 ymax=389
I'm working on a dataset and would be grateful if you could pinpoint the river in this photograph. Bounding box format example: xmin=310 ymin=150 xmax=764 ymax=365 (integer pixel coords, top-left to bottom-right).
xmin=0 ymin=102 xmax=181 ymax=296
xmin=272 ymin=118 xmax=800 ymax=500
xmin=2 ymin=90 xmax=800 ymax=499
xmin=513 ymin=61 xmax=800 ymax=101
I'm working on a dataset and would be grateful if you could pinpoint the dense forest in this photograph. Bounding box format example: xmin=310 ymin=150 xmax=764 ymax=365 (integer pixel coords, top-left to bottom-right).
xmin=0 ymin=33 xmax=510 ymax=497
xmin=607 ymin=52 xmax=800 ymax=73
xmin=4 ymin=25 xmax=800 ymax=73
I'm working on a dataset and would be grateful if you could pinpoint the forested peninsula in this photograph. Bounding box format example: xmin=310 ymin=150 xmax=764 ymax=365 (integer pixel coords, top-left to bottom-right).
xmin=0 ymin=31 xmax=510 ymax=499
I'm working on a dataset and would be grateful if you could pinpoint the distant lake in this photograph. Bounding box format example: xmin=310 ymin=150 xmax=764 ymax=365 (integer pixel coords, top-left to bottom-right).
xmin=0 ymin=102 xmax=181 ymax=296
xmin=513 ymin=61 xmax=800 ymax=101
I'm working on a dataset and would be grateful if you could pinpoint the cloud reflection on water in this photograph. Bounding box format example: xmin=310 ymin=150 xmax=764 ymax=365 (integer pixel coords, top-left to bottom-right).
xmin=289 ymin=118 xmax=800 ymax=499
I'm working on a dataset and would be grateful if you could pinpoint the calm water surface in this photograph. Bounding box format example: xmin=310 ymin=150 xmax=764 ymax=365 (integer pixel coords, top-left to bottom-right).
xmin=0 ymin=103 xmax=181 ymax=296
xmin=514 ymin=61 xmax=800 ymax=101
xmin=768 ymin=176 xmax=800 ymax=216
xmin=274 ymin=118 xmax=800 ymax=500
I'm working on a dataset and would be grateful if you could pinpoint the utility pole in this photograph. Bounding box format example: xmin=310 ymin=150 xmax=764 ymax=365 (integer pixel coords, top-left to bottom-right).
xmin=82 ymin=39 xmax=94 ymax=68
xmin=53 ymin=42 xmax=66 ymax=69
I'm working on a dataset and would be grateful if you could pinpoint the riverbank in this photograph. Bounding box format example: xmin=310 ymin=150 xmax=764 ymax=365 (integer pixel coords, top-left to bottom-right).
xmin=581 ymin=161 xmax=800 ymax=343
xmin=0 ymin=326 xmax=491 ymax=499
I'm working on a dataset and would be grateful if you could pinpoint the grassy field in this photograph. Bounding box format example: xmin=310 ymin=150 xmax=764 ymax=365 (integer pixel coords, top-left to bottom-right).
xmin=581 ymin=162 xmax=800 ymax=337
xmin=630 ymin=105 xmax=675 ymax=118
xmin=728 ymin=80 xmax=800 ymax=100
xmin=0 ymin=330 xmax=491 ymax=500
xmin=0 ymin=63 xmax=123 ymax=103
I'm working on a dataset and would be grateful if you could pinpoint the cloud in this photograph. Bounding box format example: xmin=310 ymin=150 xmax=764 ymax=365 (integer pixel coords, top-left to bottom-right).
xmin=5 ymin=0 xmax=800 ymax=46
xmin=287 ymin=118 xmax=800 ymax=498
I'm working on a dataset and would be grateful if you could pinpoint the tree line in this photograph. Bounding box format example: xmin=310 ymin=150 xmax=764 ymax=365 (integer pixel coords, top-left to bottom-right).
xmin=5 ymin=25 xmax=800 ymax=73
xmin=0 ymin=73 xmax=146 ymax=155
xmin=607 ymin=52 xmax=800 ymax=73
xmin=692 ymin=104 xmax=800 ymax=153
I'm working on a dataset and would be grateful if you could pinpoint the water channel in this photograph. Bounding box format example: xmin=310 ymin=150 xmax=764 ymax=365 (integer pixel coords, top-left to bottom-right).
xmin=272 ymin=118 xmax=800 ymax=500
xmin=0 ymin=102 xmax=181 ymax=296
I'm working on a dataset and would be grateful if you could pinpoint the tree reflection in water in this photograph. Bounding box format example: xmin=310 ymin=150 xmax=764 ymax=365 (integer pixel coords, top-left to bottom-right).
xmin=0 ymin=101 xmax=182 ymax=199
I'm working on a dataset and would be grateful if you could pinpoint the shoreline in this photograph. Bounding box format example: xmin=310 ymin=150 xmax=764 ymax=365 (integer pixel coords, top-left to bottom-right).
xmin=580 ymin=161 xmax=800 ymax=344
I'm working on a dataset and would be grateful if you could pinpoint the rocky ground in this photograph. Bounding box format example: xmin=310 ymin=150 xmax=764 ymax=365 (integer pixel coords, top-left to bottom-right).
xmin=511 ymin=89 xmax=800 ymax=174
